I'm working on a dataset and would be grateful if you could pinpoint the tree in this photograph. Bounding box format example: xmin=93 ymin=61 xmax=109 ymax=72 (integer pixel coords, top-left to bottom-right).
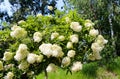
xmin=0 ymin=0 xmax=57 ymax=23
xmin=65 ymin=0 xmax=120 ymax=56
xmin=0 ymin=10 xmax=108 ymax=79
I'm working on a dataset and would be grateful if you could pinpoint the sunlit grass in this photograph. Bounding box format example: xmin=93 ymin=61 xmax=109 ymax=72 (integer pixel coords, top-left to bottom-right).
xmin=36 ymin=57 xmax=120 ymax=79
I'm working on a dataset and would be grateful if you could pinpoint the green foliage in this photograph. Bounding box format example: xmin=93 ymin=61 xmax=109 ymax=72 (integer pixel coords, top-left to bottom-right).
xmin=0 ymin=10 xmax=108 ymax=79
xmin=81 ymin=62 xmax=98 ymax=78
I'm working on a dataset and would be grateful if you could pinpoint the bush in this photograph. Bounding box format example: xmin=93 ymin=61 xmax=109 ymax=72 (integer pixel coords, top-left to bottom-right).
xmin=0 ymin=10 xmax=108 ymax=79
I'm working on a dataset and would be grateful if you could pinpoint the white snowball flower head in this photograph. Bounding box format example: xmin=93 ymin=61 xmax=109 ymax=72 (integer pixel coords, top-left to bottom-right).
xmin=70 ymin=34 xmax=79 ymax=43
xmin=10 ymin=26 xmax=27 ymax=38
xmin=58 ymin=35 xmax=65 ymax=41
xmin=11 ymin=25 xmax=21 ymax=31
xmin=93 ymin=52 xmax=102 ymax=60
xmin=18 ymin=44 xmax=28 ymax=51
xmin=96 ymin=35 xmax=108 ymax=45
xmin=0 ymin=61 xmax=3 ymax=70
xmin=62 ymin=57 xmax=71 ymax=67
xmin=35 ymin=55 xmax=43 ymax=63
xmin=18 ymin=20 xmax=25 ymax=24
xmin=89 ymin=29 xmax=99 ymax=37
xmin=27 ymin=53 xmax=37 ymax=64
xmin=51 ymin=44 xmax=64 ymax=58
xmin=48 ymin=6 xmax=53 ymax=11
xmin=18 ymin=61 xmax=29 ymax=70
xmin=46 ymin=63 xmax=57 ymax=72
xmin=51 ymin=32 xmax=59 ymax=40
xmin=33 ymin=32 xmax=42 ymax=43
xmin=4 ymin=72 xmax=14 ymax=79
xmin=70 ymin=22 xmax=82 ymax=32
xmin=39 ymin=43 xmax=53 ymax=58
xmin=67 ymin=50 xmax=76 ymax=58
xmin=71 ymin=61 xmax=82 ymax=72
xmin=84 ymin=19 xmax=94 ymax=29
xmin=3 ymin=51 xmax=13 ymax=61
xmin=91 ymin=42 xmax=103 ymax=53
xmin=66 ymin=42 xmax=73 ymax=49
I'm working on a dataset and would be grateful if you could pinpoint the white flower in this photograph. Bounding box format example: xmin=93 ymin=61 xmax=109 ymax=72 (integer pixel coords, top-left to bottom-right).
xmin=51 ymin=32 xmax=59 ymax=40
xmin=18 ymin=61 xmax=29 ymax=70
xmin=65 ymin=17 xmax=71 ymax=23
xmin=4 ymin=72 xmax=14 ymax=79
xmin=36 ymin=13 xmax=42 ymax=17
xmin=27 ymin=53 xmax=37 ymax=64
xmin=70 ymin=22 xmax=82 ymax=32
xmin=48 ymin=6 xmax=53 ymax=11
xmin=18 ymin=20 xmax=25 ymax=24
xmin=58 ymin=35 xmax=65 ymax=41
xmin=11 ymin=25 xmax=21 ymax=31
xmin=33 ymin=32 xmax=42 ymax=43
xmin=93 ymin=52 xmax=102 ymax=60
xmin=91 ymin=42 xmax=103 ymax=53
xmin=96 ymin=35 xmax=108 ymax=45
xmin=66 ymin=42 xmax=73 ymax=49
xmin=39 ymin=43 xmax=53 ymax=57
xmin=61 ymin=57 xmax=71 ymax=67
xmin=51 ymin=44 xmax=64 ymax=58
xmin=3 ymin=51 xmax=13 ymax=61
xmin=14 ymin=52 xmax=28 ymax=61
xmin=0 ymin=61 xmax=3 ymax=71
xmin=46 ymin=63 xmax=57 ymax=72
xmin=84 ymin=19 xmax=94 ymax=29
xmin=89 ymin=29 xmax=99 ymax=37
xmin=70 ymin=34 xmax=79 ymax=43
xmin=18 ymin=44 xmax=28 ymax=51
xmin=35 ymin=55 xmax=43 ymax=63
xmin=10 ymin=27 xmax=27 ymax=38
xmin=67 ymin=50 xmax=76 ymax=58
xmin=71 ymin=61 xmax=82 ymax=72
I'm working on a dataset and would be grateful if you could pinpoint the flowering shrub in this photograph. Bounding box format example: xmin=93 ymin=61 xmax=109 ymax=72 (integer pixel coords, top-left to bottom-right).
xmin=0 ymin=11 xmax=107 ymax=79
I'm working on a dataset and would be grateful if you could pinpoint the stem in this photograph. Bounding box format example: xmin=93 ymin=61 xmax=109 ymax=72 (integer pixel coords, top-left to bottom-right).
xmin=44 ymin=69 xmax=48 ymax=79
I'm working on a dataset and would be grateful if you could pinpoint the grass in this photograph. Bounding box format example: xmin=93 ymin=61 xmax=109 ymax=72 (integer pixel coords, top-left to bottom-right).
xmin=36 ymin=57 xmax=120 ymax=79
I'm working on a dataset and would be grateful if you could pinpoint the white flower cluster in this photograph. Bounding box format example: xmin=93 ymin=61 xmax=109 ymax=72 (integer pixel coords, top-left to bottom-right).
xmin=89 ymin=35 xmax=108 ymax=60
xmin=10 ymin=25 xmax=27 ymax=38
xmin=84 ymin=19 xmax=94 ymax=29
xmin=18 ymin=20 xmax=25 ymax=24
xmin=46 ymin=63 xmax=57 ymax=72
xmin=0 ymin=61 xmax=3 ymax=70
xmin=18 ymin=61 xmax=30 ymax=70
xmin=61 ymin=56 xmax=71 ymax=67
xmin=67 ymin=50 xmax=76 ymax=58
xmin=39 ymin=43 xmax=64 ymax=58
xmin=66 ymin=42 xmax=73 ymax=49
xmin=14 ymin=44 xmax=29 ymax=61
xmin=70 ymin=34 xmax=79 ymax=43
xmin=71 ymin=61 xmax=82 ymax=72
xmin=4 ymin=72 xmax=14 ymax=79
xmin=51 ymin=32 xmax=59 ymax=40
xmin=89 ymin=29 xmax=99 ymax=37
xmin=27 ymin=53 xmax=43 ymax=64
xmin=47 ymin=6 xmax=53 ymax=11
xmin=58 ymin=35 xmax=65 ymax=41
xmin=3 ymin=51 xmax=13 ymax=61
xmin=70 ymin=22 xmax=82 ymax=32
xmin=33 ymin=32 xmax=42 ymax=43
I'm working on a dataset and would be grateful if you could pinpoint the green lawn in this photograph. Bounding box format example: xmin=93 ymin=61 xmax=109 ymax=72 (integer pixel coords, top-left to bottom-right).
xmin=36 ymin=57 xmax=120 ymax=79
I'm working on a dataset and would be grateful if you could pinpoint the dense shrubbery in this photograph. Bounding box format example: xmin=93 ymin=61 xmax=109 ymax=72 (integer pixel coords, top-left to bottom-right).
xmin=0 ymin=11 xmax=108 ymax=79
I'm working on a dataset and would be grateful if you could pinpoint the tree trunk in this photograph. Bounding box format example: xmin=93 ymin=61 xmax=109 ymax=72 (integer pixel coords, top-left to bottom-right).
xmin=44 ymin=69 xmax=48 ymax=79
